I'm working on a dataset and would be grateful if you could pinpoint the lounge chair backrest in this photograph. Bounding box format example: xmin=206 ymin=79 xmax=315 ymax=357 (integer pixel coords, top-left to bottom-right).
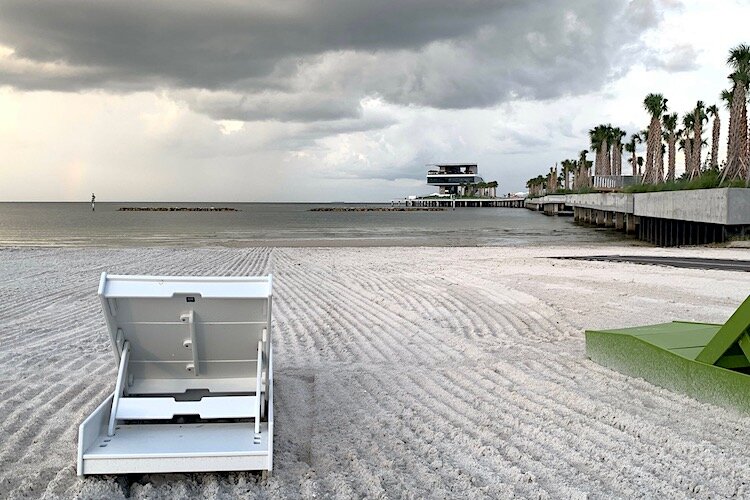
xmin=98 ymin=273 xmax=272 ymax=395
xmin=696 ymin=295 xmax=750 ymax=366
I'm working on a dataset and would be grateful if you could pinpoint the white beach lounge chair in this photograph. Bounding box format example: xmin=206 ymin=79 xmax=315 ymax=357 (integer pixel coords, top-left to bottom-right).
xmin=77 ymin=273 xmax=273 ymax=475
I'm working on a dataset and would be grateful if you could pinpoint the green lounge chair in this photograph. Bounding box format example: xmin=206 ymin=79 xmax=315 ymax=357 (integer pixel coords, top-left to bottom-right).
xmin=585 ymin=295 xmax=750 ymax=411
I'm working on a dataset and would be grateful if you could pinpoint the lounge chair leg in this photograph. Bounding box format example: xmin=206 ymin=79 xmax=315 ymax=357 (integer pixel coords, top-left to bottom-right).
xmin=255 ymin=340 xmax=263 ymax=434
xmin=107 ymin=341 xmax=131 ymax=436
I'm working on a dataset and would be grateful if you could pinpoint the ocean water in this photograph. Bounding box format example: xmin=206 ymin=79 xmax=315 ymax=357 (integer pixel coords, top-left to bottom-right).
xmin=0 ymin=202 xmax=628 ymax=247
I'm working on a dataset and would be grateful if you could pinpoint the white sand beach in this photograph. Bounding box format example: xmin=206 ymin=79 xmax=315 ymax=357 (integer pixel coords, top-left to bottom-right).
xmin=1 ymin=245 xmax=749 ymax=499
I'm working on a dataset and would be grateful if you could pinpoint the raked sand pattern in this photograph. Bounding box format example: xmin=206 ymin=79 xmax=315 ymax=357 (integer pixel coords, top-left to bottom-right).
xmin=1 ymin=246 xmax=749 ymax=499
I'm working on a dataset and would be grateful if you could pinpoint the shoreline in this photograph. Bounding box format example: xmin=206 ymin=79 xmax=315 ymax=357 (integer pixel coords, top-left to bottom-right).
xmin=0 ymin=242 xmax=745 ymax=253
xmin=3 ymin=235 xmax=749 ymax=249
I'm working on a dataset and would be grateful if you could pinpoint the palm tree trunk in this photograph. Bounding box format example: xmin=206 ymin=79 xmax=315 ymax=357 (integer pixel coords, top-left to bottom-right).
xmin=613 ymin=144 xmax=621 ymax=175
xmin=724 ymin=83 xmax=748 ymax=181
xmin=684 ymin=138 xmax=692 ymax=177
xmin=725 ymin=92 xmax=735 ymax=180
xmin=656 ymin=144 xmax=664 ymax=183
xmin=692 ymin=111 xmax=702 ymax=179
xmin=742 ymin=98 xmax=749 ymax=181
xmin=606 ymin=147 xmax=612 ymax=176
xmin=645 ymin=116 xmax=659 ymax=183
xmin=667 ymin=133 xmax=676 ymax=181
xmin=711 ymin=115 xmax=720 ymax=169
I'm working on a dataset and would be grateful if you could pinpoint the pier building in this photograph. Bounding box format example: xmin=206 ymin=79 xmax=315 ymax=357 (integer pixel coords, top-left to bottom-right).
xmin=426 ymin=164 xmax=497 ymax=197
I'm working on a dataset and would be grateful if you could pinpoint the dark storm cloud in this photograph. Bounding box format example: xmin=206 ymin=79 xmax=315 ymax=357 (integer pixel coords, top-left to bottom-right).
xmin=0 ymin=0 xmax=510 ymax=88
xmin=0 ymin=0 xmax=675 ymax=122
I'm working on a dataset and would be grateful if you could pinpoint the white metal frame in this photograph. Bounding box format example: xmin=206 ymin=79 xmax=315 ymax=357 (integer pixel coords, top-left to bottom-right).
xmin=77 ymin=273 xmax=274 ymax=475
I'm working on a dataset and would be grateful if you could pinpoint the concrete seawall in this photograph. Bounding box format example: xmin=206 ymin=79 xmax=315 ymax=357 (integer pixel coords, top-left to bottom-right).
xmin=633 ymin=188 xmax=750 ymax=225
xmin=526 ymin=188 xmax=750 ymax=246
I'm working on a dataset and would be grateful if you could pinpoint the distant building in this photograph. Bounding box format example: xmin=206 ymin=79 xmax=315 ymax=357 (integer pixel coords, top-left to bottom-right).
xmin=426 ymin=163 xmax=497 ymax=197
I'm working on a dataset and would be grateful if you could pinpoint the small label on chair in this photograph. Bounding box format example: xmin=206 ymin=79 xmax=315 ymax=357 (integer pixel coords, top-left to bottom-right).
xmin=186 ymin=297 xmax=195 ymax=302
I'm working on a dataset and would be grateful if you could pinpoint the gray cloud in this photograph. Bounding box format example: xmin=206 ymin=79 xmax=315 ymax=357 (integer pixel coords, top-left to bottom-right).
xmin=0 ymin=0 xmax=673 ymax=125
xmin=173 ymin=89 xmax=364 ymax=122
xmin=272 ymin=116 xmax=399 ymax=151
xmin=644 ymin=43 xmax=700 ymax=72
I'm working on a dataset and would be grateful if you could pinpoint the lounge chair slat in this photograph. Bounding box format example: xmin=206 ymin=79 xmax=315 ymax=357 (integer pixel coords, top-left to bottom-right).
xmin=117 ymin=396 xmax=259 ymax=420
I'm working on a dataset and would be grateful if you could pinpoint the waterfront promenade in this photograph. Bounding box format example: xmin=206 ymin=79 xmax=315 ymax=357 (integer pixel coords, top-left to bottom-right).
xmin=526 ymin=188 xmax=750 ymax=246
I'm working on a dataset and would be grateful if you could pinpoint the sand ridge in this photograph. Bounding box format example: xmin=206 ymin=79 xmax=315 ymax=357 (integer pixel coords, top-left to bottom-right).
xmin=0 ymin=245 xmax=749 ymax=498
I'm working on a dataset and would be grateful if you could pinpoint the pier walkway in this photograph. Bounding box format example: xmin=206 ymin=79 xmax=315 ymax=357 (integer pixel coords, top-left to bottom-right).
xmin=404 ymin=197 xmax=525 ymax=208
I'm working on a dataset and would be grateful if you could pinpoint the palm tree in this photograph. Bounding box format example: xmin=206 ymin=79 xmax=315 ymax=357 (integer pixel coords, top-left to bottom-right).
xmin=554 ymin=164 xmax=560 ymax=191
xmin=589 ymin=125 xmax=609 ymax=177
xmin=690 ymin=101 xmax=706 ymax=178
xmin=721 ymin=89 xmax=733 ymax=171
xmin=640 ymin=130 xmax=649 ymax=177
xmin=576 ymin=150 xmax=591 ymax=189
xmin=572 ymin=156 xmax=579 ymax=189
xmin=643 ymin=93 xmax=668 ymax=183
xmin=627 ymin=154 xmax=643 ymax=176
xmin=624 ymin=142 xmax=635 ymax=175
xmin=546 ymin=165 xmax=559 ymax=194
xmin=623 ymin=133 xmax=642 ymax=177
xmin=723 ymin=44 xmax=750 ymax=182
xmin=623 ymin=143 xmax=634 ymax=174
xmin=682 ymin=113 xmax=695 ymax=178
xmin=720 ymin=88 xmax=733 ymax=110
xmin=526 ymin=177 xmax=545 ymax=197
xmin=560 ymin=159 xmax=575 ymax=191
xmin=706 ymin=104 xmax=721 ymax=170
xmin=610 ymin=127 xmax=626 ymax=176
xmin=657 ymin=143 xmax=666 ymax=182
xmin=603 ymin=124 xmax=614 ymax=176
xmin=663 ymin=113 xmax=678 ymax=182
xmin=486 ymin=180 xmax=498 ymax=197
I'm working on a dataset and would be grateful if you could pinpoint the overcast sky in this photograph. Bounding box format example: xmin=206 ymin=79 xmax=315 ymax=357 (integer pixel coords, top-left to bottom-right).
xmin=0 ymin=0 xmax=748 ymax=201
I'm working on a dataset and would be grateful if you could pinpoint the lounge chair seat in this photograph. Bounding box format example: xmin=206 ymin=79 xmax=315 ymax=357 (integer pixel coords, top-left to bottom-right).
xmin=586 ymin=295 xmax=750 ymax=411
